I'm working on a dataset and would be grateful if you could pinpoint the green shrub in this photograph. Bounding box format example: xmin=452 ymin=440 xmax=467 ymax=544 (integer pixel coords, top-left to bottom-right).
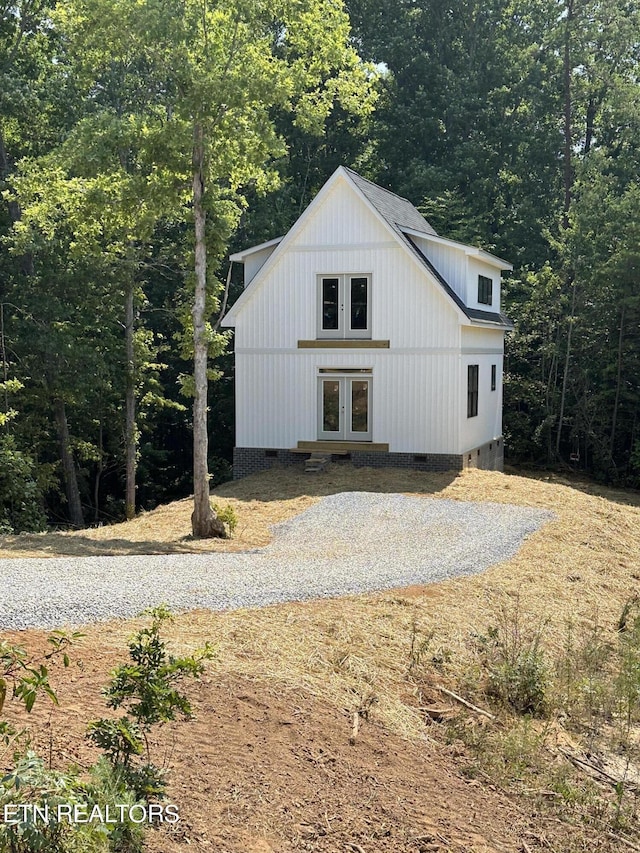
xmin=487 ymin=640 xmax=549 ymax=715
xmin=88 ymin=605 xmax=214 ymax=799
xmin=0 ymin=753 xmax=145 ymax=853
xmin=477 ymin=601 xmax=550 ymax=716
xmin=211 ymin=502 xmax=238 ymax=535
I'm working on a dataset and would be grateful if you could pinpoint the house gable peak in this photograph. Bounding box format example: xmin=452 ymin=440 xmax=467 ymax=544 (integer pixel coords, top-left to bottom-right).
xmin=340 ymin=167 xmax=438 ymax=239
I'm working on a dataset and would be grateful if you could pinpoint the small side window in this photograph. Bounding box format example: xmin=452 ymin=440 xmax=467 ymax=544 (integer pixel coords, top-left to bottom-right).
xmin=467 ymin=365 xmax=479 ymax=418
xmin=491 ymin=364 xmax=497 ymax=391
xmin=478 ymin=275 xmax=493 ymax=306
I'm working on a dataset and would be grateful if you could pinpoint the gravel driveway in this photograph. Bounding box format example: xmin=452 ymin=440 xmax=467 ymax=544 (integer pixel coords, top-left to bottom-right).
xmin=0 ymin=492 xmax=554 ymax=630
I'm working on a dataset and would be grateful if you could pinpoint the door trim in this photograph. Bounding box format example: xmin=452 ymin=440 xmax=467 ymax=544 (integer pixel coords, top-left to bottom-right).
xmin=317 ymin=372 xmax=372 ymax=442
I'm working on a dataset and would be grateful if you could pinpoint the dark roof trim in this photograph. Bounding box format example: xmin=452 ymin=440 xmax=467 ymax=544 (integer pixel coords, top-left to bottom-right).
xmin=404 ymin=236 xmax=514 ymax=330
xmin=466 ymin=307 xmax=514 ymax=328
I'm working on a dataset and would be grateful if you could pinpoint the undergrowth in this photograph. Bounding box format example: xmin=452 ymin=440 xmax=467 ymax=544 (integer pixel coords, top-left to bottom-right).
xmin=407 ymin=595 xmax=640 ymax=846
xmin=0 ymin=606 xmax=212 ymax=853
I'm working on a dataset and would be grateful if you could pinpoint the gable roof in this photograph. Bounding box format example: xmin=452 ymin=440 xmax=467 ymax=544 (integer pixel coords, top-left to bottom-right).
xmin=223 ymin=167 xmax=512 ymax=330
xmin=342 ymin=167 xmax=438 ymax=238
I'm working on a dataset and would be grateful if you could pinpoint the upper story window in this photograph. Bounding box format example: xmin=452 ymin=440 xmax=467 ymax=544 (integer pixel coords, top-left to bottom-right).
xmin=478 ymin=274 xmax=493 ymax=306
xmin=318 ymin=274 xmax=371 ymax=339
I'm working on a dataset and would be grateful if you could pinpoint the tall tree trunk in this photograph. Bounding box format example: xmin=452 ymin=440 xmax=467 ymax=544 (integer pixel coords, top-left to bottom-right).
xmin=556 ymin=275 xmax=576 ymax=456
xmin=562 ymin=0 xmax=575 ymax=225
xmin=610 ymin=305 xmax=625 ymax=459
xmin=53 ymin=397 xmax=84 ymax=528
xmin=190 ymin=123 xmax=226 ymax=539
xmin=94 ymin=418 xmax=103 ymax=523
xmin=0 ymin=124 xmax=33 ymax=275
xmin=125 ymin=278 xmax=136 ymax=520
xmin=584 ymin=95 xmax=597 ymax=156
xmin=556 ymin=1 xmax=577 ymax=458
xmin=0 ymin=302 xmax=8 ymax=414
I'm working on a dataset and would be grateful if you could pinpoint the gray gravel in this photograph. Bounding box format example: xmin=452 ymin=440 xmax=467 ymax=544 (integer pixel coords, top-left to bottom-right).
xmin=0 ymin=492 xmax=554 ymax=630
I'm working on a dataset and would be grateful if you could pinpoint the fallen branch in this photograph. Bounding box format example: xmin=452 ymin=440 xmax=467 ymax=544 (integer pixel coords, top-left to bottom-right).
xmin=436 ymin=686 xmax=496 ymax=720
xmin=420 ymin=705 xmax=455 ymax=721
xmin=607 ymin=831 xmax=640 ymax=852
xmin=559 ymin=748 xmax=638 ymax=791
xmin=522 ymin=788 xmax=563 ymax=798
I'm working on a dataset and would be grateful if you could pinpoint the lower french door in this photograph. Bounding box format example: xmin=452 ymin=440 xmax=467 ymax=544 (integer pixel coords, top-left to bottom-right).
xmin=318 ymin=374 xmax=372 ymax=441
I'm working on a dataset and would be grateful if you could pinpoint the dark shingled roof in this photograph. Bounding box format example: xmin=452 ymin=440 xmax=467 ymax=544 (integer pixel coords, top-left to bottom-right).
xmin=344 ymin=167 xmax=438 ymax=237
xmin=344 ymin=168 xmax=512 ymax=329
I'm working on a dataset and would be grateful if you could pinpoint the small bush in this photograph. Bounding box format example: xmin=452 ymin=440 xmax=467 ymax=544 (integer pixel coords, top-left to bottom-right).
xmin=487 ymin=642 xmax=549 ymax=715
xmin=211 ymin=502 xmax=238 ymax=535
xmin=477 ymin=600 xmax=550 ymax=716
xmin=0 ymin=753 xmax=146 ymax=853
xmin=88 ymin=605 xmax=214 ymax=799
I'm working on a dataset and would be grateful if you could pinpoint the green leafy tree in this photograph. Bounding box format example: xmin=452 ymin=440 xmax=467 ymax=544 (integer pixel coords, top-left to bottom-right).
xmin=58 ymin=0 xmax=376 ymax=537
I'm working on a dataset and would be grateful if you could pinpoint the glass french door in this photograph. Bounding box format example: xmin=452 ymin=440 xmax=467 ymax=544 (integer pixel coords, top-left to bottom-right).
xmin=318 ymin=375 xmax=371 ymax=441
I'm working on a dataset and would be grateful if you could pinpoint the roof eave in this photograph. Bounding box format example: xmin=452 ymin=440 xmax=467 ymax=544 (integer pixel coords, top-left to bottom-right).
xmin=402 ymin=227 xmax=513 ymax=271
xmin=229 ymin=236 xmax=284 ymax=262
xmin=468 ymin=318 xmax=515 ymax=331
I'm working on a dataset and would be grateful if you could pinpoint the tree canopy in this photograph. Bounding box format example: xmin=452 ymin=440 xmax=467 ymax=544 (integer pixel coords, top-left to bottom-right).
xmin=1 ymin=0 xmax=639 ymax=532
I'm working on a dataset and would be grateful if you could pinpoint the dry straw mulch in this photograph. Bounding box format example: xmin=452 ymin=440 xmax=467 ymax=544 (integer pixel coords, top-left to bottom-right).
xmin=5 ymin=464 xmax=638 ymax=742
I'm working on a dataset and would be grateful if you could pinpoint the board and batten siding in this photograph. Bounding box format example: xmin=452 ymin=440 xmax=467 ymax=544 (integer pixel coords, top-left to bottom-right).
xmin=235 ymin=350 xmax=461 ymax=453
xmin=460 ymin=326 xmax=504 ymax=453
xmin=411 ymin=235 xmax=504 ymax=313
xmin=234 ymin=176 xmax=461 ymax=352
xmin=244 ymin=244 xmax=279 ymax=286
xmin=411 ymin=234 xmax=468 ymax=304
xmin=467 ymin=257 xmax=502 ymax=313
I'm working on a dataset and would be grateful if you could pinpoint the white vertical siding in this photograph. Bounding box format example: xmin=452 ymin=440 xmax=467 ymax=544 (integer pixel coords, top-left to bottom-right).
xmin=411 ymin=235 xmax=468 ymax=303
xmin=235 ymin=249 xmax=462 ymax=351
xmin=244 ymin=244 xmax=279 ymax=286
xmin=409 ymin=236 xmax=504 ymax=313
xmin=460 ymin=327 xmax=504 ymax=451
xmin=467 ymin=258 xmax=502 ymax=313
xmin=235 ymin=350 xmax=461 ymax=453
xmin=462 ymin=326 xmax=505 ymax=352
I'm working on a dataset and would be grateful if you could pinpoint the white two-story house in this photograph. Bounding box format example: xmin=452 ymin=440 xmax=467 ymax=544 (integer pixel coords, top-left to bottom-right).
xmin=222 ymin=167 xmax=513 ymax=478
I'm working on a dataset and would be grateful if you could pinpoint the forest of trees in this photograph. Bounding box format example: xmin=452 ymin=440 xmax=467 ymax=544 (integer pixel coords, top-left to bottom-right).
xmin=1 ymin=0 xmax=639 ymax=532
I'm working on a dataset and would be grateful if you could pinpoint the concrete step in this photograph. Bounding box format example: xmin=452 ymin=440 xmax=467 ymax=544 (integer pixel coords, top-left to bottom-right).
xmin=304 ymin=453 xmax=328 ymax=473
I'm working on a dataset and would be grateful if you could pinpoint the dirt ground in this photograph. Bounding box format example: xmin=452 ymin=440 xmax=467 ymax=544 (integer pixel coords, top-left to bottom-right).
xmin=2 ymin=465 xmax=640 ymax=851
xmin=1 ymin=630 xmax=595 ymax=853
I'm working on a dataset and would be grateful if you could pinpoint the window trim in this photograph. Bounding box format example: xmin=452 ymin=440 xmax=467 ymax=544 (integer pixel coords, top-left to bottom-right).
xmin=467 ymin=364 xmax=479 ymax=418
xmin=478 ymin=274 xmax=493 ymax=306
xmin=317 ymin=273 xmax=372 ymax=340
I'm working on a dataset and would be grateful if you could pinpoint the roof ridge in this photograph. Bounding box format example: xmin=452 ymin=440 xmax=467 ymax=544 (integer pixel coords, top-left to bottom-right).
xmin=342 ymin=166 xmax=415 ymax=206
